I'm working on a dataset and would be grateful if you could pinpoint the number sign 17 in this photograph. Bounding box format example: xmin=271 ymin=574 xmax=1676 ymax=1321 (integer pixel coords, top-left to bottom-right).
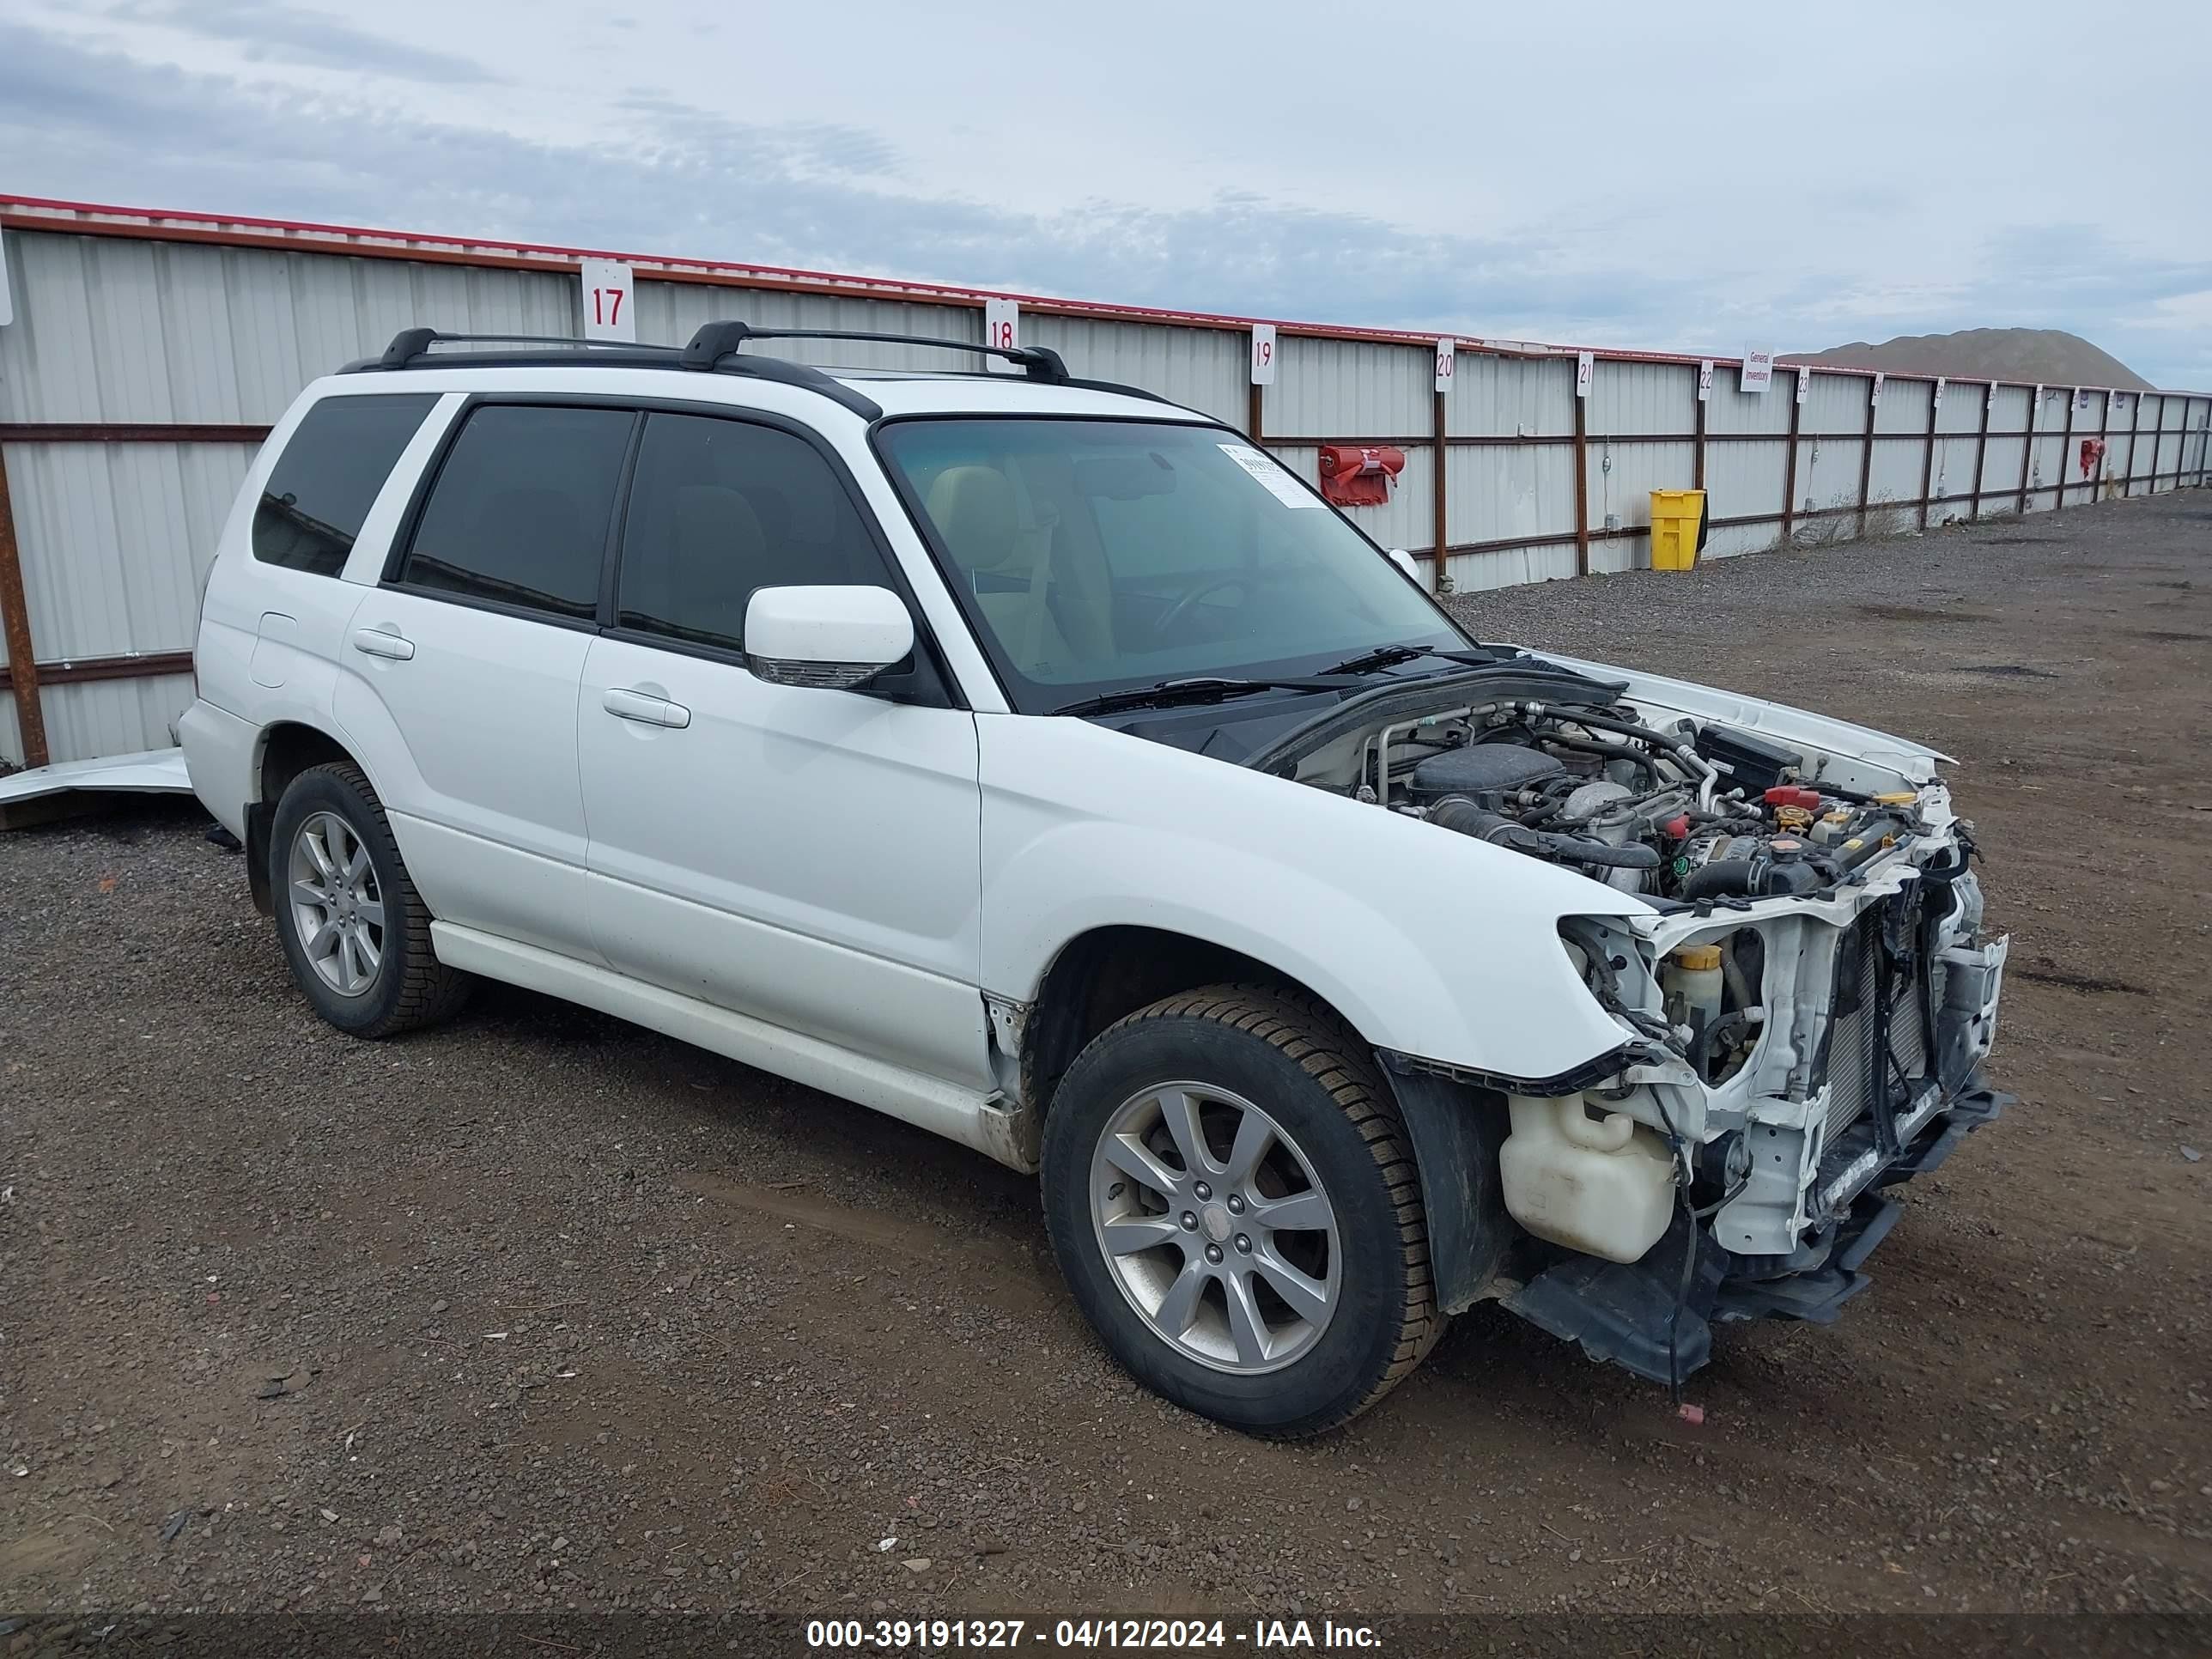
xmin=580 ymin=258 xmax=635 ymax=343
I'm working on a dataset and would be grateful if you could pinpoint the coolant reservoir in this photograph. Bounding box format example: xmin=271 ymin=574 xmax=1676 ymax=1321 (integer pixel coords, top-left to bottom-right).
xmin=1500 ymin=1095 xmax=1678 ymax=1263
xmin=1662 ymin=944 xmax=1725 ymax=1037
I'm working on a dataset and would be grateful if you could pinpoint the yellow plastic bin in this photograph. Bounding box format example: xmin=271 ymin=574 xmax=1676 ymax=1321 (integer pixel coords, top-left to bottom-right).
xmin=1650 ymin=489 xmax=1705 ymax=571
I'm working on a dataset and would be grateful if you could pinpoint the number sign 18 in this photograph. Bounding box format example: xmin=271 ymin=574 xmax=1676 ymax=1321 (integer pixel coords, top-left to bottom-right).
xmin=983 ymin=299 xmax=1019 ymax=374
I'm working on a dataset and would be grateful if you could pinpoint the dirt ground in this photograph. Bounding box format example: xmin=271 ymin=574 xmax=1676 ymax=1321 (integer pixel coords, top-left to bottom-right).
xmin=2 ymin=492 xmax=2208 ymax=1632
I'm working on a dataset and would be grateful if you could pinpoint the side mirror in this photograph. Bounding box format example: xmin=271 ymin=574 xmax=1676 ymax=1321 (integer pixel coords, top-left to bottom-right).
xmin=744 ymin=586 xmax=915 ymax=690
xmin=1387 ymin=547 xmax=1419 ymax=579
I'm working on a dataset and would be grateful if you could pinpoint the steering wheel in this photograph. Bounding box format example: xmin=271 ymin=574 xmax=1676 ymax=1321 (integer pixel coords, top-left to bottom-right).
xmin=1151 ymin=573 xmax=1253 ymax=637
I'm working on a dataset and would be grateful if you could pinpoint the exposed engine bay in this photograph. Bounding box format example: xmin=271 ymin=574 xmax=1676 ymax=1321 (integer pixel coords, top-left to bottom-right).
xmin=1327 ymin=690 xmax=1929 ymax=909
xmin=1263 ymin=661 xmax=2013 ymax=1387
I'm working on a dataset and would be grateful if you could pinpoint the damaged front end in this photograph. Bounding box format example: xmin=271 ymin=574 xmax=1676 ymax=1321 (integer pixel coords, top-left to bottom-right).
xmin=1287 ymin=653 xmax=2013 ymax=1386
xmin=1489 ymin=859 xmax=2008 ymax=1387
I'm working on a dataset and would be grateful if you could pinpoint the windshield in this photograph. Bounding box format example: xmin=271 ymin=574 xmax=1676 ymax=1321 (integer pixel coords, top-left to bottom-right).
xmin=877 ymin=417 xmax=1470 ymax=712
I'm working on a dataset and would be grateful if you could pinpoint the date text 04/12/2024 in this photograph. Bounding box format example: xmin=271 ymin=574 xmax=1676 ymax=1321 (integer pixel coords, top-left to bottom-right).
xmin=805 ymin=1618 xmax=1382 ymax=1650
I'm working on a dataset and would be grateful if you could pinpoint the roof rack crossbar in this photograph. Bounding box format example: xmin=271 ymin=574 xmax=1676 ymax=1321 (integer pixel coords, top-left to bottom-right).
xmin=681 ymin=322 xmax=1071 ymax=385
xmin=374 ymin=328 xmax=679 ymax=369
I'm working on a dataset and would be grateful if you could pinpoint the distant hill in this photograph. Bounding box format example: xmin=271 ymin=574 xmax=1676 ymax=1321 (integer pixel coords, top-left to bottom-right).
xmin=1782 ymin=328 xmax=2154 ymax=390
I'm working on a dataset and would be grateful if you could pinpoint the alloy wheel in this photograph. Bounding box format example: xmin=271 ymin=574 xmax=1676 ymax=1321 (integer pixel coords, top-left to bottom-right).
xmin=287 ymin=810 xmax=385 ymax=997
xmin=1089 ymin=1082 xmax=1340 ymax=1374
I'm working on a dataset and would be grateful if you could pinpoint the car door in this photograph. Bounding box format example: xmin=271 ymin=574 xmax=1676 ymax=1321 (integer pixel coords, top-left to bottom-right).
xmin=578 ymin=409 xmax=991 ymax=1091
xmin=333 ymin=400 xmax=635 ymax=960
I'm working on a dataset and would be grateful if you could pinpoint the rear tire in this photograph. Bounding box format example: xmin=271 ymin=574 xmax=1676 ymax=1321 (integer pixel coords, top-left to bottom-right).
xmin=1041 ymin=984 xmax=1438 ymax=1437
xmin=269 ymin=762 xmax=471 ymax=1038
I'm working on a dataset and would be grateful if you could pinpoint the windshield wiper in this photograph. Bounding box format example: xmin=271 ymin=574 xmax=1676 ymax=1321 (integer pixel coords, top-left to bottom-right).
xmin=1321 ymin=643 xmax=1503 ymax=677
xmin=1048 ymin=676 xmax=1351 ymax=718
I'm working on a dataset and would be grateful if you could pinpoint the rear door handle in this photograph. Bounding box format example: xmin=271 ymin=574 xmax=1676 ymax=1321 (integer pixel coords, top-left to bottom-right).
xmin=602 ymin=687 xmax=691 ymax=729
xmin=351 ymin=627 xmax=415 ymax=660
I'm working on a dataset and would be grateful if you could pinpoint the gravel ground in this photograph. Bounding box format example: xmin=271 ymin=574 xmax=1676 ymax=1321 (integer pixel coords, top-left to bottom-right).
xmin=2 ymin=492 xmax=2209 ymax=1631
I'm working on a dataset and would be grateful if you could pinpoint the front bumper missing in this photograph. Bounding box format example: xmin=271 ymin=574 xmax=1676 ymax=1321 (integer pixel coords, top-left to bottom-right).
xmin=1499 ymin=1079 xmax=2009 ymax=1386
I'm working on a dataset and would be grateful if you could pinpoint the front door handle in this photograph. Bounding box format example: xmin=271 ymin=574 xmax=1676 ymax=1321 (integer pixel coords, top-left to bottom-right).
xmin=602 ymin=687 xmax=691 ymax=729
xmin=352 ymin=626 xmax=415 ymax=661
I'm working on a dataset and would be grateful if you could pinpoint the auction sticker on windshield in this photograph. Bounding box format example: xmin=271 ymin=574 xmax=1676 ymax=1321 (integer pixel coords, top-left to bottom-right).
xmin=1218 ymin=442 xmax=1322 ymax=508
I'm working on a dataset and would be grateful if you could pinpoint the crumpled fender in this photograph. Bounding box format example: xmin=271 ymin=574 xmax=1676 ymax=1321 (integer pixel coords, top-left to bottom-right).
xmin=976 ymin=713 xmax=1647 ymax=1081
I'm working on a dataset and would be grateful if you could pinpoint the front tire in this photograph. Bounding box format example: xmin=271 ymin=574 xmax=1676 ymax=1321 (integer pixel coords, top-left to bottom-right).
xmin=1041 ymin=985 xmax=1437 ymax=1437
xmin=269 ymin=762 xmax=471 ymax=1038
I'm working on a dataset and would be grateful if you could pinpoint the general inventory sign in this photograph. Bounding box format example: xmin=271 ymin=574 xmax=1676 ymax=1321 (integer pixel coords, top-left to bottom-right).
xmin=1741 ymin=349 xmax=1776 ymax=393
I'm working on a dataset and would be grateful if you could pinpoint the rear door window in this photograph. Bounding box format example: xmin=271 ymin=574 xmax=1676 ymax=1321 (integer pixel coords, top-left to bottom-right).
xmin=253 ymin=393 xmax=438 ymax=577
xmin=396 ymin=404 xmax=635 ymax=620
xmin=613 ymin=412 xmax=890 ymax=654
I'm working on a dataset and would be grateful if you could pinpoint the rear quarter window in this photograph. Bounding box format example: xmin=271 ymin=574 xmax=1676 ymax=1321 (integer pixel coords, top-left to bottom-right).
xmin=253 ymin=393 xmax=439 ymax=577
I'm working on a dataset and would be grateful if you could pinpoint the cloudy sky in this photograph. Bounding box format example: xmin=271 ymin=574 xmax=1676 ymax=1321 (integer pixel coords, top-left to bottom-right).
xmin=4 ymin=0 xmax=2209 ymax=386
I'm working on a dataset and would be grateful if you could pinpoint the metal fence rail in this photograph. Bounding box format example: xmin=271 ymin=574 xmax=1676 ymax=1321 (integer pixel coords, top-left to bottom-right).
xmin=2 ymin=197 xmax=2207 ymax=769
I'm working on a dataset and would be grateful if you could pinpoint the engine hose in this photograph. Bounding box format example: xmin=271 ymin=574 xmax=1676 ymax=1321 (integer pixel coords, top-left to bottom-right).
xmin=1677 ymin=859 xmax=1758 ymax=900
xmin=1692 ymin=1008 xmax=1760 ymax=1081
xmin=1429 ymin=797 xmax=1660 ymax=870
xmin=1523 ymin=703 xmax=1724 ymax=806
xmin=1549 ymin=833 xmax=1662 ymax=870
xmin=1534 ymin=733 xmax=1666 ymax=783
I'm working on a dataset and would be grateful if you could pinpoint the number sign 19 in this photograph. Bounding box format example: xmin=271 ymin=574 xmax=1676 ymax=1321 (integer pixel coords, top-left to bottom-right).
xmin=580 ymin=258 xmax=635 ymax=343
xmin=1250 ymin=324 xmax=1277 ymax=386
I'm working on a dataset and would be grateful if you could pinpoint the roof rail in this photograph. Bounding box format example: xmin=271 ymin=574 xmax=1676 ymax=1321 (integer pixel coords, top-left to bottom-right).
xmin=368 ymin=328 xmax=678 ymax=369
xmin=681 ymin=321 xmax=1072 ymax=385
xmin=345 ymin=326 xmax=883 ymax=418
xmin=345 ymin=324 xmax=1173 ymax=419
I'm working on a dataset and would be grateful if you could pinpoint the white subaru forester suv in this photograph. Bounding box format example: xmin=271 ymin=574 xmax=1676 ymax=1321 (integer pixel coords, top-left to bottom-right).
xmin=183 ymin=323 xmax=2009 ymax=1435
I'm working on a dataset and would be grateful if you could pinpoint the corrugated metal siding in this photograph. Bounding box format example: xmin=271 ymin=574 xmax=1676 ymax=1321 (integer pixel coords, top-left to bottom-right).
xmin=31 ymin=675 xmax=197 ymax=764
xmin=1448 ymin=356 xmax=1573 ymax=437
xmin=1586 ymin=438 xmax=1697 ymax=570
xmin=1929 ymin=434 xmax=1983 ymax=515
xmin=3 ymin=440 xmax=249 ymax=661
xmin=1705 ymin=520 xmax=1783 ymax=560
xmin=1705 ymin=437 xmax=1790 ymax=522
xmin=1264 ymin=336 xmax=1427 ymax=440
xmin=1805 ymin=372 xmax=1869 ymax=437
xmin=3 ymin=217 xmax=2207 ymax=766
xmin=1705 ymin=368 xmax=1796 ymax=434
xmin=1796 ymin=435 xmax=1865 ymax=516
xmin=1867 ymin=380 xmax=1929 ymax=507
xmin=0 ymin=231 xmax=577 ymax=422
xmin=1934 ymin=380 xmax=1984 ymax=435
xmin=1589 ymin=362 xmax=1695 ymax=436
xmin=1447 ymin=443 xmax=1575 ymax=546
xmin=1445 ymin=540 xmax=1578 ymax=595
xmin=1024 ymin=316 xmax=1246 ymax=427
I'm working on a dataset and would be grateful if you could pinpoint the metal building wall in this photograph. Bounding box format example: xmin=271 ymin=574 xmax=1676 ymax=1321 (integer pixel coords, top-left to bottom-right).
xmin=2 ymin=200 xmax=2207 ymax=769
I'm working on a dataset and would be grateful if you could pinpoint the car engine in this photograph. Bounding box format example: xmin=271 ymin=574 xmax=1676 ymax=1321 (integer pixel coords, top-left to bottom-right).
xmin=1340 ymin=693 xmax=1925 ymax=907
